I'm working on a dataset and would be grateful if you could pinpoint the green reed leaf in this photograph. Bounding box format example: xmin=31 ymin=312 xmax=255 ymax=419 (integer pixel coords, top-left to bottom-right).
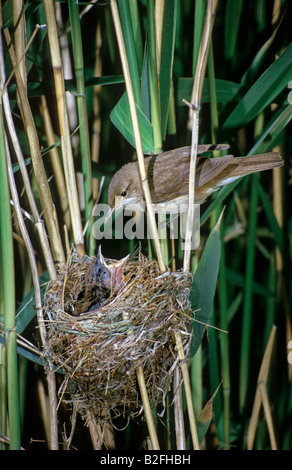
xmin=222 ymin=42 xmax=292 ymax=132
xmin=110 ymin=91 xmax=155 ymax=154
xmin=189 ymin=211 xmax=223 ymax=357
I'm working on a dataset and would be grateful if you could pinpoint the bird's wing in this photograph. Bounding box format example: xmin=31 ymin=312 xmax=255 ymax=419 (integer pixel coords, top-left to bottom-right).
xmin=157 ymin=144 xmax=229 ymax=159
xmin=195 ymin=155 xmax=235 ymax=187
xmin=144 ymin=152 xmax=190 ymax=203
xmin=145 ymin=151 xmax=234 ymax=203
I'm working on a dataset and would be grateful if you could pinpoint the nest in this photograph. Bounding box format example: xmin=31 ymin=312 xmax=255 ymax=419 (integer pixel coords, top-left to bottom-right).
xmin=43 ymin=249 xmax=193 ymax=423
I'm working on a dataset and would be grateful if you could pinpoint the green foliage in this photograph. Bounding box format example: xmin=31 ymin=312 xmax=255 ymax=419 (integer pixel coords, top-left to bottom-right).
xmin=0 ymin=0 xmax=291 ymax=450
xmin=110 ymin=92 xmax=154 ymax=153
xmin=189 ymin=211 xmax=222 ymax=358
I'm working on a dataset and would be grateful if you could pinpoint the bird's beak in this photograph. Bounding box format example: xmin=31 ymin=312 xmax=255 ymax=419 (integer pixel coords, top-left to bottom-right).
xmin=110 ymin=253 xmax=130 ymax=291
xmin=97 ymin=244 xmax=106 ymax=264
xmin=97 ymin=245 xmax=130 ymax=292
xmin=104 ymin=197 xmax=124 ymax=223
xmin=112 ymin=253 xmax=130 ymax=270
xmin=104 ymin=206 xmax=115 ymax=224
xmin=98 ymin=245 xmax=130 ymax=272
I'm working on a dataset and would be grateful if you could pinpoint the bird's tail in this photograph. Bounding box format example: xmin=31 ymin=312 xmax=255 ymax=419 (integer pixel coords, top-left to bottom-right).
xmin=229 ymin=152 xmax=283 ymax=177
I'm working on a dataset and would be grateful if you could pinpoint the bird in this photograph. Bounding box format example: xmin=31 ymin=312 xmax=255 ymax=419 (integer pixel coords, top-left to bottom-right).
xmin=87 ymin=245 xmax=130 ymax=295
xmin=70 ymin=246 xmax=130 ymax=315
xmin=106 ymin=144 xmax=283 ymax=218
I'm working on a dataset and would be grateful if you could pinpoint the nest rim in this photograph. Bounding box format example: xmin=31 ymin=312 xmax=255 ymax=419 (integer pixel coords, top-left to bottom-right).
xmin=43 ymin=250 xmax=193 ymax=418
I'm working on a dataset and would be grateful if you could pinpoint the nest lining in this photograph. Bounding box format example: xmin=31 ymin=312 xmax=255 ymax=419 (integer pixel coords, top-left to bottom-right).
xmin=43 ymin=250 xmax=193 ymax=419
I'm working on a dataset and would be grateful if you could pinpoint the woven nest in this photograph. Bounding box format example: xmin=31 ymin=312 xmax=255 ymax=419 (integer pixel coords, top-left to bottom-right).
xmin=43 ymin=249 xmax=193 ymax=421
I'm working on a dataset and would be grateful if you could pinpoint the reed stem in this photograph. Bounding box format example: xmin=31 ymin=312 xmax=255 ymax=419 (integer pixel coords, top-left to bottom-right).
xmin=68 ymin=0 xmax=93 ymax=252
xmin=247 ymin=326 xmax=277 ymax=449
xmin=183 ymin=0 xmax=218 ymax=273
xmin=173 ymin=367 xmax=186 ymax=449
xmin=0 ymin=78 xmax=57 ymax=280
xmin=44 ymin=0 xmax=84 ymax=254
xmin=146 ymin=0 xmax=162 ymax=153
xmin=110 ymin=0 xmax=165 ymax=273
xmin=136 ymin=366 xmax=160 ymax=450
xmin=239 ymin=179 xmax=258 ymax=414
xmin=3 ymin=26 xmax=65 ymax=266
xmin=5 ymin=139 xmax=59 ymax=450
xmin=174 ymin=331 xmax=200 ymax=450
xmin=0 ymin=97 xmax=21 ymax=451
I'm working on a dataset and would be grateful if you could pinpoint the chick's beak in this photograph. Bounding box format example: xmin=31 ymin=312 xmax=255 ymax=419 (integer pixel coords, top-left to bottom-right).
xmin=104 ymin=253 xmax=130 ymax=292
xmin=96 ymin=246 xmax=130 ymax=292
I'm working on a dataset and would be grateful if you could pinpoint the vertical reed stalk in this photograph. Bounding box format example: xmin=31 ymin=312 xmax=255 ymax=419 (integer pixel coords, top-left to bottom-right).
xmin=110 ymin=0 xmax=165 ymax=273
xmin=128 ymin=0 xmax=143 ymax=74
xmin=146 ymin=0 xmax=162 ymax=152
xmin=43 ymin=0 xmax=84 ymax=254
xmin=174 ymin=331 xmax=200 ymax=449
xmin=183 ymin=0 xmax=218 ymax=273
xmin=173 ymin=367 xmax=186 ymax=449
xmin=272 ymin=153 xmax=291 ymax=378
xmin=239 ymin=179 xmax=258 ymax=414
xmin=218 ymin=238 xmax=230 ymax=447
xmin=192 ymin=0 xmax=205 ymax=77
xmin=154 ymin=0 xmax=164 ymax=75
xmin=118 ymin=0 xmax=141 ymax=105
xmin=13 ymin=0 xmax=26 ymax=109
xmin=0 ymin=40 xmax=57 ymax=279
xmin=0 ymin=346 xmax=7 ymax=450
xmin=207 ymin=42 xmax=219 ymax=146
xmin=5 ymin=138 xmax=59 ymax=450
xmin=3 ymin=27 xmax=65 ymax=266
xmin=91 ymin=21 xmax=102 ymax=199
xmin=39 ymin=95 xmax=70 ymax=230
xmin=180 ymin=0 xmax=218 ymax=450
xmin=0 ymin=98 xmax=21 ymax=451
xmin=68 ymin=0 xmax=93 ymax=252
xmin=247 ymin=326 xmax=277 ymax=449
xmin=136 ymin=366 xmax=160 ymax=450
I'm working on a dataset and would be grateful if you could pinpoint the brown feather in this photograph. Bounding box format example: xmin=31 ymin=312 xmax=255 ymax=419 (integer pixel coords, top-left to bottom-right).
xmin=107 ymin=146 xmax=284 ymax=210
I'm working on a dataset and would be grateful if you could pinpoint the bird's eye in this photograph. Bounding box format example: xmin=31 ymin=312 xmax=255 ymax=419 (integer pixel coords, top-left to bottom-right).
xmin=120 ymin=190 xmax=127 ymax=197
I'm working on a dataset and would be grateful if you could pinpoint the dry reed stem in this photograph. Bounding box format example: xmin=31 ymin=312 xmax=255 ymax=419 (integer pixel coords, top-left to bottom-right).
xmin=247 ymin=325 xmax=277 ymax=450
xmin=136 ymin=366 xmax=160 ymax=450
xmin=0 ymin=42 xmax=57 ymax=280
xmin=91 ymin=21 xmax=102 ymax=199
xmin=13 ymin=0 xmax=26 ymax=109
xmin=174 ymin=331 xmax=200 ymax=450
xmin=258 ymin=382 xmax=277 ymax=450
xmin=3 ymin=27 xmax=66 ymax=266
xmin=5 ymin=137 xmax=59 ymax=450
xmin=85 ymin=410 xmax=115 ymax=450
xmin=173 ymin=367 xmax=186 ymax=450
xmin=43 ymin=0 xmax=84 ymax=254
xmin=183 ymin=101 xmax=199 ymax=273
xmin=190 ymin=0 xmax=219 ymax=110
xmin=1 ymin=11 xmax=59 ymax=446
xmin=272 ymin=151 xmax=292 ymax=380
xmin=110 ymin=0 xmax=166 ymax=273
xmin=183 ymin=0 xmax=218 ymax=273
xmin=39 ymin=95 xmax=71 ymax=229
xmin=109 ymin=3 xmax=166 ymax=446
xmin=180 ymin=0 xmax=219 ymax=451
xmin=154 ymin=0 xmax=165 ymax=77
